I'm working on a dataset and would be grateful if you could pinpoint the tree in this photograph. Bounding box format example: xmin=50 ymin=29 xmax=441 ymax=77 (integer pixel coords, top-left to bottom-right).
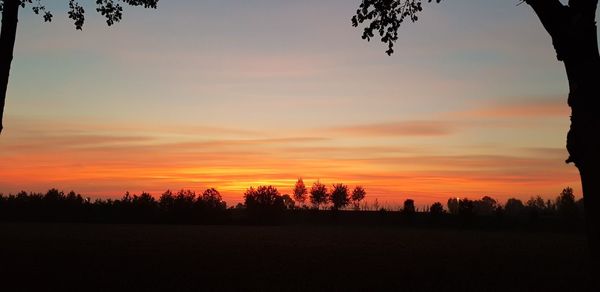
xmin=429 ymin=202 xmax=445 ymax=216
xmin=0 ymin=0 xmax=159 ymax=133
xmin=402 ymin=199 xmax=415 ymax=215
xmin=351 ymin=0 xmax=600 ymax=262
xmin=526 ymin=195 xmax=547 ymax=218
xmin=243 ymin=185 xmax=286 ymax=222
xmin=309 ymin=181 xmax=328 ymax=209
xmin=243 ymin=185 xmax=285 ymax=212
xmin=447 ymin=198 xmax=459 ymax=215
xmin=473 ymin=196 xmax=497 ymax=216
xmin=199 ymin=188 xmax=226 ymax=210
xmin=556 ymin=187 xmax=578 ymax=219
xmin=293 ymin=178 xmax=308 ymax=205
xmin=281 ymin=194 xmax=295 ymax=210
xmin=330 ymin=183 xmax=350 ymax=210
xmin=504 ymin=198 xmax=525 ymax=217
xmin=351 ymin=186 xmax=367 ymax=210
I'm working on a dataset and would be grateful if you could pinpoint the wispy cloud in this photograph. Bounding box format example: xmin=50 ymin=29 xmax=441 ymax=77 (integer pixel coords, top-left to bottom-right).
xmin=325 ymin=121 xmax=455 ymax=137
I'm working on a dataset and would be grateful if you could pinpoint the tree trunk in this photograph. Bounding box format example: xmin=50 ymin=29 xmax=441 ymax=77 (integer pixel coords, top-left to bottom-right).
xmin=0 ymin=0 xmax=20 ymax=134
xmin=527 ymin=0 xmax=600 ymax=273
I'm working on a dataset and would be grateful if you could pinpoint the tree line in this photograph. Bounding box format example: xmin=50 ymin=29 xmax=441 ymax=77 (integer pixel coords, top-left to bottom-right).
xmin=0 ymin=184 xmax=583 ymax=225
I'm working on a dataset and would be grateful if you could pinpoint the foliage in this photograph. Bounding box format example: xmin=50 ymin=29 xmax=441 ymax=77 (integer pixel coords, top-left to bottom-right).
xmin=309 ymin=181 xmax=329 ymax=209
xmin=504 ymin=198 xmax=525 ymax=216
xmin=293 ymin=178 xmax=308 ymax=204
xmin=473 ymin=196 xmax=497 ymax=216
xmin=351 ymin=186 xmax=367 ymax=210
xmin=447 ymin=198 xmax=459 ymax=215
xmin=351 ymin=0 xmax=442 ymax=55
xmin=330 ymin=183 xmax=350 ymax=210
xmin=0 ymin=0 xmax=159 ymax=30
xmin=429 ymin=202 xmax=445 ymax=216
xmin=402 ymin=199 xmax=416 ymax=215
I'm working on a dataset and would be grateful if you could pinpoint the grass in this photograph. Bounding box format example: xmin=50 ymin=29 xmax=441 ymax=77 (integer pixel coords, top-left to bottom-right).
xmin=0 ymin=222 xmax=594 ymax=291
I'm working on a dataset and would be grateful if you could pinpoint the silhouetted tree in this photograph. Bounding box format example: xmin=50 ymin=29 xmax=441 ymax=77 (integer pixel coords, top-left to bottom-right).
xmin=429 ymin=202 xmax=445 ymax=217
xmin=458 ymin=199 xmax=475 ymax=218
xmin=199 ymin=188 xmax=226 ymax=210
xmin=504 ymin=198 xmax=525 ymax=217
xmin=556 ymin=187 xmax=578 ymax=220
xmin=402 ymin=199 xmax=416 ymax=216
xmin=351 ymin=0 xmax=600 ymax=261
xmin=281 ymin=194 xmax=295 ymax=210
xmin=244 ymin=186 xmax=285 ymax=221
xmin=351 ymin=186 xmax=367 ymax=210
xmin=0 ymin=0 xmax=159 ymax=133
xmin=293 ymin=178 xmax=308 ymax=205
xmin=527 ymin=195 xmax=547 ymax=219
xmin=447 ymin=198 xmax=459 ymax=215
xmin=309 ymin=181 xmax=328 ymax=210
xmin=330 ymin=183 xmax=350 ymax=210
xmin=473 ymin=196 xmax=497 ymax=216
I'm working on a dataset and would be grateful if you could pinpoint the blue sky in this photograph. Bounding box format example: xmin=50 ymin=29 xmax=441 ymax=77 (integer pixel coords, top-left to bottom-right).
xmin=0 ymin=0 xmax=588 ymax=206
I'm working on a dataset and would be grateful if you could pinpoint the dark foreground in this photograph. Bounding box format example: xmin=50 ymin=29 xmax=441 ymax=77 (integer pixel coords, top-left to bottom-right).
xmin=0 ymin=223 xmax=594 ymax=291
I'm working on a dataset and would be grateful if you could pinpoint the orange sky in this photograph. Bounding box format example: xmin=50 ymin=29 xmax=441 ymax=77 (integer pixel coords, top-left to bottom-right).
xmin=0 ymin=0 xmax=586 ymax=207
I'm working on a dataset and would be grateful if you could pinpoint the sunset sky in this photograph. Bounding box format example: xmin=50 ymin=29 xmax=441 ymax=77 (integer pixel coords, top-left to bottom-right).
xmin=0 ymin=0 xmax=587 ymax=207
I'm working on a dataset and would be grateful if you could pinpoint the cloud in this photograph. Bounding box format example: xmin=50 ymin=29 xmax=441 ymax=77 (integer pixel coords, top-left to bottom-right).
xmin=325 ymin=121 xmax=455 ymax=137
xmin=452 ymin=96 xmax=569 ymax=119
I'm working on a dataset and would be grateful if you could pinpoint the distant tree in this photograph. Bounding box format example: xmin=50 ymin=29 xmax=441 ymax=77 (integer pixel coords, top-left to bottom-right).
xmin=0 ymin=0 xmax=160 ymax=133
xmin=402 ymin=199 xmax=416 ymax=215
xmin=281 ymin=194 xmax=295 ymax=210
xmin=526 ymin=195 xmax=547 ymax=218
xmin=458 ymin=198 xmax=475 ymax=218
xmin=351 ymin=186 xmax=367 ymax=211
xmin=309 ymin=181 xmax=329 ymax=209
xmin=158 ymin=190 xmax=175 ymax=211
xmin=504 ymin=198 xmax=525 ymax=217
xmin=244 ymin=185 xmax=285 ymax=212
xmin=330 ymin=183 xmax=350 ymax=210
xmin=44 ymin=188 xmax=64 ymax=201
xmin=473 ymin=196 xmax=497 ymax=216
xmin=132 ymin=192 xmax=156 ymax=207
xmin=447 ymin=198 xmax=459 ymax=215
xmin=293 ymin=178 xmax=308 ymax=205
xmin=556 ymin=187 xmax=578 ymax=219
xmin=429 ymin=202 xmax=445 ymax=216
xmin=199 ymin=188 xmax=226 ymax=210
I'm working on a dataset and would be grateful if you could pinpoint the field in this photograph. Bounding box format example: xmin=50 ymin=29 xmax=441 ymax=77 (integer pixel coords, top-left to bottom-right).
xmin=0 ymin=223 xmax=594 ymax=291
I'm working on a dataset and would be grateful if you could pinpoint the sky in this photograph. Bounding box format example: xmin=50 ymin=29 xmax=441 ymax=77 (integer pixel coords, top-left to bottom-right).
xmin=0 ymin=0 xmax=589 ymax=207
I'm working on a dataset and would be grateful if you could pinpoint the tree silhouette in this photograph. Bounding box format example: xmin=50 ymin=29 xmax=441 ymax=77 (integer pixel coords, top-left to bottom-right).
xmin=351 ymin=186 xmax=367 ymax=210
xmin=0 ymin=0 xmax=159 ymax=133
xmin=244 ymin=185 xmax=286 ymax=222
xmin=352 ymin=0 xmax=600 ymax=260
xmin=556 ymin=187 xmax=578 ymax=220
xmin=281 ymin=194 xmax=295 ymax=210
xmin=526 ymin=195 xmax=547 ymax=219
xmin=330 ymin=183 xmax=350 ymax=210
xmin=199 ymin=188 xmax=226 ymax=210
xmin=473 ymin=196 xmax=498 ymax=216
xmin=309 ymin=181 xmax=329 ymax=210
xmin=447 ymin=198 xmax=459 ymax=215
xmin=293 ymin=178 xmax=308 ymax=206
xmin=402 ymin=199 xmax=416 ymax=216
xmin=429 ymin=202 xmax=445 ymax=217
xmin=504 ymin=198 xmax=525 ymax=217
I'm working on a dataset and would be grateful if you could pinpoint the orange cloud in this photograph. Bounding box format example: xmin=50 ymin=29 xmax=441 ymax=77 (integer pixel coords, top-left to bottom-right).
xmin=0 ymin=116 xmax=581 ymax=207
xmin=325 ymin=121 xmax=454 ymax=137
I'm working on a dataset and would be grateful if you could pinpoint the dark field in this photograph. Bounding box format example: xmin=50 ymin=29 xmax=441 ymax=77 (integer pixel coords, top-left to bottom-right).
xmin=0 ymin=223 xmax=594 ymax=291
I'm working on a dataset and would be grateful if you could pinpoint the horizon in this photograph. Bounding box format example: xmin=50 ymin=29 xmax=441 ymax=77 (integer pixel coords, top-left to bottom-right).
xmin=0 ymin=0 xmax=587 ymax=206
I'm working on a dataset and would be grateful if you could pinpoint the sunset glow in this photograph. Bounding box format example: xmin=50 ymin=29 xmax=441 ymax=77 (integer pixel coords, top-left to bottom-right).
xmin=0 ymin=0 xmax=584 ymax=206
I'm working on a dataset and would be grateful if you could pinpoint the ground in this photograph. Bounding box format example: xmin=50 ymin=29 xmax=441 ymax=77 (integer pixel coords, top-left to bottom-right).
xmin=0 ymin=223 xmax=594 ymax=291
